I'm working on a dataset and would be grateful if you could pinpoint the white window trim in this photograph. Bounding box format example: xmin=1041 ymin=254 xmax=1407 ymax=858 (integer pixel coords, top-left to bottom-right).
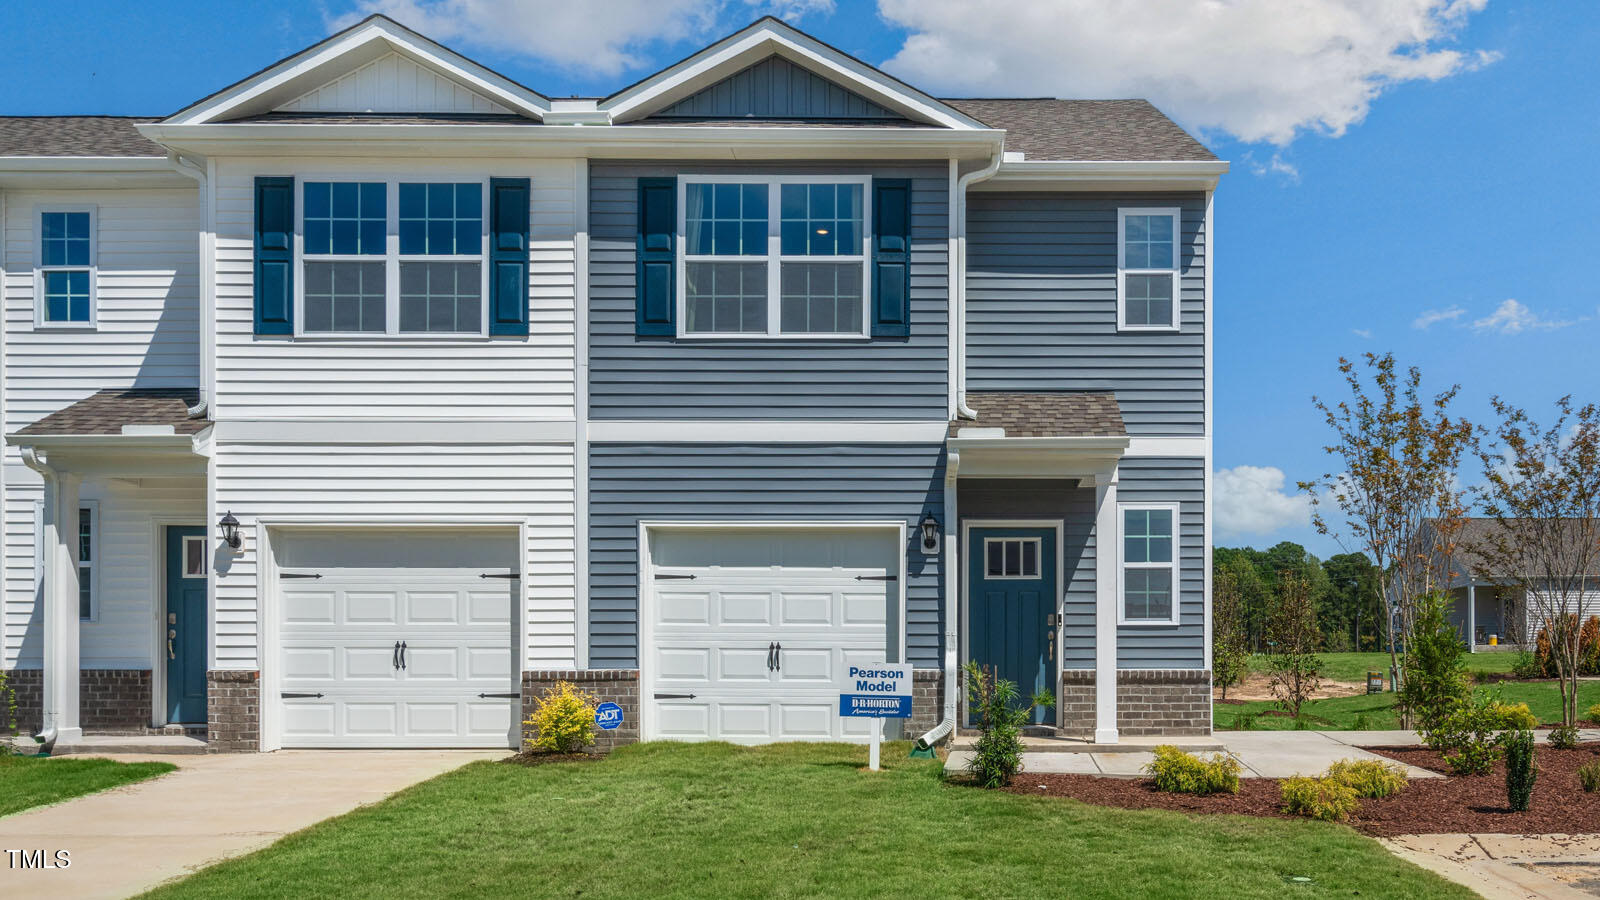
xmin=982 ymin=536 xmax=1043 ymax=580
xmin=1116 ymin=206 xmax=1181 ymax=333
xmin=33 ymin=204 xmax=98 ymax=330
xmin=1117 ymin=501 xmax=1181 ymax=626
xmin=675 ymin=173 xmax=873 ymax=340
xmin=181 ymin=535 xmax=209 ymax=579
xmin=292 ymin=176 xmax=491 ymax=339
xmin=78 ymin=500 xmax=99 ymax=623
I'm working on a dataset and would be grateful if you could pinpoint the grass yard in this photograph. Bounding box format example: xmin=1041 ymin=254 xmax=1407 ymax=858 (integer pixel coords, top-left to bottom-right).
xmin=139 ymin=742 xmax=1470 ymax=900
xmin=1249 ymin=651 xmax=1522 ymax=684
xmin=1216 ymin=678 xmax=1600 ymax=730
xmin=0 ymin=753 xmax=174 ymax=817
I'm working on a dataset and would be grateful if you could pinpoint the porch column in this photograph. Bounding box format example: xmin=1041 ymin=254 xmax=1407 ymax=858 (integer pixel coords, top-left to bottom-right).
xmin=43 ymin=469 xmax=83 ymax=743
xmin=1093 ymin=465 xmax=1119 ymax=744
xmin=1467 ymin=583 xmax=1477 ymax=652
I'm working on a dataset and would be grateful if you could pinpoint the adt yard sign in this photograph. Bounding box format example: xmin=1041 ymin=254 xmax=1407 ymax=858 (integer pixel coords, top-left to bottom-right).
xmin=594 ymin=702 xmax=623 ymax=731
xmin=838 ymin=663 xmax=910 ymax=771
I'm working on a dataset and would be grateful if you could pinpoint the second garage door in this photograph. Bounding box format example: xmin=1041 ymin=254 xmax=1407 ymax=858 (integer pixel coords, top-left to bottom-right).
xmin=642 ymin=527 xmax=901 ymax=744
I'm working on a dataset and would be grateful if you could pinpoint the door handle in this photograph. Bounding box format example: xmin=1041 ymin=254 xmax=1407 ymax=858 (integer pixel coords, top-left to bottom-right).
xmin=766 ymin=642 xmax=775 ymax=671
xmin=393 ymin=641 xmax=401 ymax=670
xmin=168 ymin=629 xmax=177 ymax=660
xmin=400 ymin=641 xmax=407 ymax=670
xmin=774 ymin=642 xmax=781 ymax=672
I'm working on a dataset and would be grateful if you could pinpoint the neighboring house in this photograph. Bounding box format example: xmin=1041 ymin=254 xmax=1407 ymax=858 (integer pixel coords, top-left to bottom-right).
xmin=0 ymin=15 xmax=1225 ymax=752
xmin=1436 ymin=517 xmax=1600 ymax=650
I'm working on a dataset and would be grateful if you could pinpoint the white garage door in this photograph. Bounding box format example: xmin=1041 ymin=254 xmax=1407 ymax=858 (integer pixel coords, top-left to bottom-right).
xmin=275 ymin=535 xmax=519 ymax=748
xmin=643 ymin=528 xmax=900 ymax=744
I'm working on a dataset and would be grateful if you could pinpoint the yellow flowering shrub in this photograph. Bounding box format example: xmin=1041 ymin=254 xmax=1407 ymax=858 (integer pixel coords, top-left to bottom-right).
xmin=524 ymin=681 xmax=601 ymax=754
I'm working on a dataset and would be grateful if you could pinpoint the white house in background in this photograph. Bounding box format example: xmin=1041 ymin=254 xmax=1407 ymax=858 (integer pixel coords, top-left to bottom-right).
xmin=1 ymin=15 xmax=1226 ymax=752
xmin=1438 ymin=517 xmax=1600 ymax=650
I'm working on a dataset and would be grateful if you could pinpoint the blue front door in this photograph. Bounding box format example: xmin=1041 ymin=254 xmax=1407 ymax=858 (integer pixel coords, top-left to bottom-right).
xmin=165 ymin=526 xmax=208 ymax=724
xmin=968 ymin=527 xmax=1057 ymax=725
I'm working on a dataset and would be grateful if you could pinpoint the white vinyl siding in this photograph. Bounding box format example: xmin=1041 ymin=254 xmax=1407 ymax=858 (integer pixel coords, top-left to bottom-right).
xmin=213 ymin=157 xmax=576 ymax=418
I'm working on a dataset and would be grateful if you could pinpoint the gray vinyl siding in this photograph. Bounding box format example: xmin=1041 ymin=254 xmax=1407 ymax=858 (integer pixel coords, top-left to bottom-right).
xmin=589 ymin=162 xmax=949 ymax=419
xmin=958 ymin=479 xmax=1096 ymax=667
xmin=588 ymin=443 xmax=946 ymax=668
xmin=653 ymin=57 xmax=899 ymax=119
xmin=966 ymin=192 xmax=1206 ymax=435
xmin=1116 ymin=457 xmax=1205 ymax=668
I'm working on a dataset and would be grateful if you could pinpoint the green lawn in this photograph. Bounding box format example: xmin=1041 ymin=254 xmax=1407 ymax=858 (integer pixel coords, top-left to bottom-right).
xmin=0 ymin=753 xmax=174 ymax=817
xmin=1216 ymin=678 xmax=1600 ymax=730
xmin=1250 ymin=651 xmax=1522 ymax=684
xmin=140 ymin=742 xmax=1469 ymax=900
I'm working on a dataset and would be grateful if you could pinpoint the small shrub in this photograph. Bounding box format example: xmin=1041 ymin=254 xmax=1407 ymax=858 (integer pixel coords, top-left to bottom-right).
xmin=1351 ymin=713 xmax=1373 ymax=731
xmin=963 ymin=661 xmax=1053 ymax=788
xmin=1587 ymin=702 xmax=1600 ymax=725
xmin=1579 ymin=760 xmax=1600 ymax=792
xmin=1144 ymin=745 xmax=1241 ymax=795
xmin=1233 ymin=711 xmax=1259 ymax=731
xmin=1424 ymin=692 xmax=1506 ymax=776
xmin=524 ymin=681 xmax=601 ymax=754
xmin=1502 ymin=728 xmax=1536 ymax=812
xmin=1583 ymin=616 xmax=1600 ymax=676
xmin=1547 ymin=723 xmax=1579 ymax=751
xmin=1491 ymin=701 xmax=1538 ymax=730
xmin=1280 ymin=775 xmax=1359 ymax=822
xmin=1325 ymin=759 xmax=1408 ymax=799
xmin=1511 ymin=650 xmax=1543 ymax=680
xmin=1399 ymin=592 xmax=1471 ymax=732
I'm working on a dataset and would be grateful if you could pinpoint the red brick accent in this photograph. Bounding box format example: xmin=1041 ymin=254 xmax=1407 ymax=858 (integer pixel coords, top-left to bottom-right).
xmin=522 ymin=670 xmax=639 ymax=753
xmin=2 ymin=669 xmax=151 ymax=734
xmin=206 ymin=670 xmax=259 ymax=752
xmin=904 ymin=668 xmax=945 ymax=738
xmin=1059 ymin=669 xmax=1212 ymax=737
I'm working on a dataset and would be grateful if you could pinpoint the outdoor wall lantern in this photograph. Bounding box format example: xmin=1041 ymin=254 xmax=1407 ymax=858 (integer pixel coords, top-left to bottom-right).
xmin=218 ymin=510 xmax=242 ymax=550
xmin=919 ymin=512 xmax=941 ymax=556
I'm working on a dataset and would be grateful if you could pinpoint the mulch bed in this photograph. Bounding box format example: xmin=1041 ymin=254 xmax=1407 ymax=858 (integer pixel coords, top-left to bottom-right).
xmin=503 ymin=751 xmax=601 ymax=767
xmin=998 ymin=743 xmax=1600 ymax=837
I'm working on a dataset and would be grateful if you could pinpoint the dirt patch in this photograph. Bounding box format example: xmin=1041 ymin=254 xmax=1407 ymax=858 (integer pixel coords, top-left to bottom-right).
xmin=997 ymin=743 xmax=1600 ymax=838
xmin=1215 ymin=671 xmax=1370 ymax=702
xmin=503 ymin=751 xmax=602 ymax=767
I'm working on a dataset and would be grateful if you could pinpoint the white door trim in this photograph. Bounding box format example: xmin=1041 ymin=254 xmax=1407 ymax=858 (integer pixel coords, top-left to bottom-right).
xmin=636 ymin=519 xmax=909 ymax=743
xmin=959 ymin=518 xmax=1065 ymax=728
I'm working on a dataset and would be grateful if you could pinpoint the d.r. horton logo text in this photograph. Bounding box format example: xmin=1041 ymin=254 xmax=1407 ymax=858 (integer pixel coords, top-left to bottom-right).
xmin=7 ymin=849 xmax=70 ymax=869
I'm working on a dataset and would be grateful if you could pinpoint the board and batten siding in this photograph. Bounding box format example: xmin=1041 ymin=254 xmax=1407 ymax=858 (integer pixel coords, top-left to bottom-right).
xmin=213 ymin=442 xmax=576 ymax=670
xmin=588 ymin=442 xmax=946 ymax=668
xmin=211 ymin=158 xmax=577 ymax=419
xmin=1116 ymin=456 xmax=1205 ymax=668
xmin=588 ymin=162 xmax=949 ymax=420
xmin=650 ymin=57 xmax=898 ymax=120
xmin=965 ymin=192 xmax=1206 ymax=435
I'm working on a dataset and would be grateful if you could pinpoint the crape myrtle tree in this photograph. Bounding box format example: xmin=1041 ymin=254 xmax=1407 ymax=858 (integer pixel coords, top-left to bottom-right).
xmin=1300 ymin=353 xmax=1473 ymax=690
xmin=1211 ymin=565 xmax=1251 ymax=701
xmin=1266 ymin=570 xmax=1322 ymax=719
xmin=1473 ymin=396 xmax=1600 ymax=727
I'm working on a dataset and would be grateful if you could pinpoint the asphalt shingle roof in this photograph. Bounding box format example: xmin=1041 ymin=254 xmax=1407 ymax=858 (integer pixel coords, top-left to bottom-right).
xmin=19 ymin=389 xmax=206 ymax=436
xmin=944 ymin=98 xmax=1216 ymax=162
xmin=951 ymin=392 xmax=1126 ymax=438
xmin=0 ymin=117 xmax=164 ymax=157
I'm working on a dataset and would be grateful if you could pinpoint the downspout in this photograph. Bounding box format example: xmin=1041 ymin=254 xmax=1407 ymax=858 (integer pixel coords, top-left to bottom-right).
xmin=19 ymin=447 xmax=57 ymax=754
xmin=915 ymin=446 xmax=961 ymax=750
xmin=168 ymin=152 xmax=210 ymax=419
xmin=953 ymin=151 xmax=1003 ymax=420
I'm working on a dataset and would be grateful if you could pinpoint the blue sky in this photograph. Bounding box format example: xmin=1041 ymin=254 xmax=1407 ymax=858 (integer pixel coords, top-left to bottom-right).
xmin=6 ymin=1 xmax=1596 ymax=558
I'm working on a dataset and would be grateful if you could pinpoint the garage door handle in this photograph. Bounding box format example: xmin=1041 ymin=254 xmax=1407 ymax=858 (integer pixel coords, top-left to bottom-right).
xmin=774 ymin=642 xmax=781 ymax=671
xmin=392 ymin=641 xmax=401 ymax=670
xmin=766 ymin=642 xmax=775 ymax=671
xmin=399 ymin=641 xmax=407 ymax=670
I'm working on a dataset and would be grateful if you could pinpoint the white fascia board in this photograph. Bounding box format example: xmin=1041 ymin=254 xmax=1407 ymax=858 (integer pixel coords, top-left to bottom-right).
xmin=981 ymin=159 xmax=1230 ymax=192
xmin=602 ymin=22 xmax=987 ymax=130
xmin=944 ymin=436 xmax=1131 ymax=451
xmin=0 ymin=157 xmax=196 ymax=190
xmin=588 ymin=420 xmax=949 ymax=443
xmin=5 ymin=434 xmax=197 ymax=450
xmin=162 ymin=17 xmax=550 ymax=125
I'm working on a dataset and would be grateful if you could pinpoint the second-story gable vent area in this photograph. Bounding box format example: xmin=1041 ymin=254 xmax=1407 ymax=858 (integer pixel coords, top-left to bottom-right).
xmin=276 ymin=51 xmax=513 ymax=116
xmin=653 ymin=56 xmax=900 ymax=121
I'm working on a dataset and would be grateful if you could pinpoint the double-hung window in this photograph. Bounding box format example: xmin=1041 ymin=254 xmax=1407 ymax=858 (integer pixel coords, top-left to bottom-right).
xmin=299 ymin=179 xmax=487 ymax=336
xmin=1119 ymin=504 xmax=1180 ymax=625
xmin=36 ymin=207 xmax=96 ymax=327
xmin=678 ymin=176 xmax=869 ymax=338
xmin=1116 ymin=207 xmax=1180 ymax=331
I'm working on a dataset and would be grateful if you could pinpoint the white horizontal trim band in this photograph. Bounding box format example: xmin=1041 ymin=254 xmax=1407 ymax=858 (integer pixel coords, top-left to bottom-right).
xmin=214 ymin=419 xmax=577 ymax=444
xmin=588 ymin=421 xmax=949 ymax=443
xmin=1123 ymin=436 xmax=1207 ymax=457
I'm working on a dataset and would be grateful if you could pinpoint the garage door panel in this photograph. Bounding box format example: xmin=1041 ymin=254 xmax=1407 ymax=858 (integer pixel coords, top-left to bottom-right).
xmin=656 ymin=647 xmax=711 ymax=681
xmin=719 ymin=591 xmax=772 ymax=626
xmin=282 ymin=646 xmax=336 ymax=680
xmin=466 ymin=589 xmax=512 ymax=624
xmin=403 ymin=646 xmax=460 ymax=679
xmin=346 ymin=591 xmax=400 ymax=625
xmin=842 ymin=590 xmax=890 ymax=627
xmin=774 ymin=647 xmax=835 ymax=683
xmin=776 ymin=704 xmax=833 ymax=740
xmin=719 ymin=647 xmax=773 ymax=681
xmin=657 ymin=703 xmax=710 ymax=738
xmin=466 ymin=646 xmax=514 ymax=680
xmin=717 ymin=704 xmax=772 ymax=738
xmin=345 ymin=645 xmax=402 ymax=680
xmin=779 ymin=592 xmax=831 ymax=626
xmin=282 ymin=590 xmax=337 ymax=625
xmin=344 ymin=702 xmax=400 ymax=737
xmin=405 ymin=591 xmax=458 ymax=623
xmin=657 ymin=590 xmax=712 ymax=626
xmin=405 ymin=703 xmax=459 ymax=736
xmin=282 ymin=702 xmax=337 ymax=739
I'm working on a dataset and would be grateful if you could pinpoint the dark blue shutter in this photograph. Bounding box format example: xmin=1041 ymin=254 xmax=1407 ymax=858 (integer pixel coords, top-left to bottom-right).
xmin=489 ymin=177 xmax=531 ymax=336
xmin=871 ymin=178 xmax=911 ymax=338
xmin=635 ymin=177 xmax=676 ymax=336
xmin=253 ymin=176 xmax=294 ymax=335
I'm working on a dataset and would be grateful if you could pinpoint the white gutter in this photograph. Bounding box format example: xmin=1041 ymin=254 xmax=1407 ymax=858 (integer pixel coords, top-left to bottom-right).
xmin=0 ymin=156 xmax=173 ymax=173
xmin=18 ymin=447 xmax=58 ymax=753
xmin=954 ymin=152 xmax=1003 ymax=419
xmin=167 ymin=153 xmax=211 ymax=420
xmin=916 ymin=445 xmax=961 ymax=750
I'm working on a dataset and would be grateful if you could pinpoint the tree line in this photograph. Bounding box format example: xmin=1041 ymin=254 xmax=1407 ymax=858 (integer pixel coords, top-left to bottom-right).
xmin=1213 ymin=543 xmax=1380 ymax=654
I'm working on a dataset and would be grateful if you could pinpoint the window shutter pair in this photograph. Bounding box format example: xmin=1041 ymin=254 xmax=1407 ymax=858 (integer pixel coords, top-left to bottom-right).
xmin=632 ymin=176 xmax=912 ymax=338
xmin=251 ymin=176 xmax=531 ymax=336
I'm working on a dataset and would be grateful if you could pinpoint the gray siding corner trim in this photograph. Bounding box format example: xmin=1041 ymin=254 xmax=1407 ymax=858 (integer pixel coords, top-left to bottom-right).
xmin=965 ymin=192 xmax=1207 ymax=435
xmin=1116 ymin=457 xmax=1206 ymax=669
xmin=588 ymin=442 xmax=946 ymax=669
xmin=589 ymin=162 xmax=949 ymax=420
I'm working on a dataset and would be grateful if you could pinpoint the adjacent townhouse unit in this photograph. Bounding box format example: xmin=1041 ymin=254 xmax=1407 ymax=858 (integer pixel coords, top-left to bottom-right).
xmin=0 ymin=15 xmax=1225 ymax=753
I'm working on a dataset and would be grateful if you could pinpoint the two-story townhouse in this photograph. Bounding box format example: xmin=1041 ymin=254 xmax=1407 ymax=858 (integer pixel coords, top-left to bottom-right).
xmin=0 ymin=15 xmax=1224 ymax=753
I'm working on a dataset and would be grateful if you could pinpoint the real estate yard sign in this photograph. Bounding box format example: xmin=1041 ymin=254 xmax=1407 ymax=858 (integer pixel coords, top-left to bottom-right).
xmin=839 ymin=663 xmax=911 ymax=771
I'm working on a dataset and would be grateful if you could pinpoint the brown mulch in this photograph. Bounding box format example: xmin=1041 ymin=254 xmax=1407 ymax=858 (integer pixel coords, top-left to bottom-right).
xmin=999 ymin=743 xmax=1600 ymax=837
xmin=503 ymin=750 xmax=601 ymax=767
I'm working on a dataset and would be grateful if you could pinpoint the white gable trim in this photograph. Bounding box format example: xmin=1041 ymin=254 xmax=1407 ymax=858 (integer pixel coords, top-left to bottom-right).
xmin=166 ymin=15 xmax=548 ymax=125
xmin=601 ymin=19 xmax=986 ymax=130
xmin=276 ymin=51 xmax=512 ymax=116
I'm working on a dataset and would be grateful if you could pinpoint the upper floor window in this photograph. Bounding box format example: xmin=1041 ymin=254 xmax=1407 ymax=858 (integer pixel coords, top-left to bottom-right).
xmin=1119 ymin=504 xmax=1180 ymax=625
xmin=1117 ymin=208 xmax=1180 ymax=332
xmin=299 ymin=180 xmax=486 ymax=336
xmin=679 ymin=176 xmax=869 ymax=338
xmin=36 ymin=207 xmax=96 ymax=328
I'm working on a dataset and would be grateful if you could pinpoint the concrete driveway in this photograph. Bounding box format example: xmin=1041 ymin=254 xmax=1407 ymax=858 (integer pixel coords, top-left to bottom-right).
xmin=0 ymin=749 xmax=507 ymax=899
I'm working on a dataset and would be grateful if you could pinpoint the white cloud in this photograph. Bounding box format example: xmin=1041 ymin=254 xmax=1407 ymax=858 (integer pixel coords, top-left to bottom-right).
xmin=877 ymin=0 xmax=1497 ymax=146
xmin=337 ymin=1 xmax=830 ymax=76
xmin=1215 ymin=465 xmax=1312 ymax=539
xmin=1471 ymin=298 xmax=1574 ymax=335
xmin=1247 ymin=152 xmax=1301 ymax=182
xmin=1412 ymin=305 xmax=1465 ymax=329
xmin=1351 ymin=328 xmax=1373 ymax=339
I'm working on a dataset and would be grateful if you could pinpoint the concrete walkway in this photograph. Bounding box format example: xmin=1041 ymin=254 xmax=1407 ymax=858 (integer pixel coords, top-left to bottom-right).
xmin=0 ymin=749 xmax=507 ymax=899
xmin=1384 ymin=833 xmax=1600 ymax=899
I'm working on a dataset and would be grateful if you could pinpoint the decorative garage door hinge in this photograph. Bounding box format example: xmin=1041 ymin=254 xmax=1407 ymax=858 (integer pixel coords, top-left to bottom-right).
xmin=653 ymin=693 xmax=697 ymax=700
xmin=280 ymin=692 xmax=324 ymax=699
xmin=479 ymin=573 xmax=520 ymax=579
xmin=477 ymin=692 xmax=520 ymax=699
xmin=654 ymin=573 xmax=696 ymax=580
xmin=855 ymin=574 xmax=897 ymax=581
xmin=279 ymin=573 xmax=322 ymax=579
